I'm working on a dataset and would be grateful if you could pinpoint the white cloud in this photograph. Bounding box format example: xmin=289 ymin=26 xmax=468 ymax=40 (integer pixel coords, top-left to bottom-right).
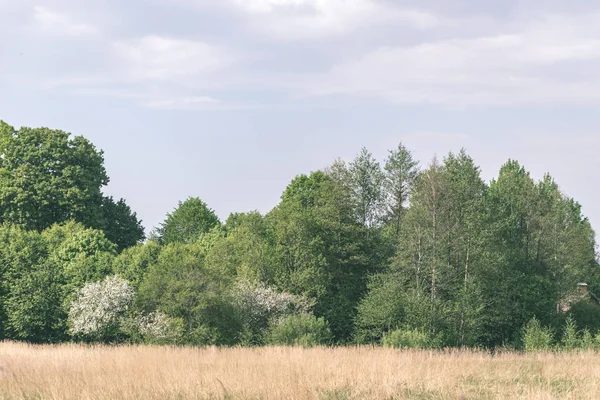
xmin=230 ymin=0 xmax=444 ymax=39
xmin=70 ymin=87 xmax=147 ymax=99
xmin=142 ymin=96 xmax=222 ymax=110
xmin=22 ymin=1 xmax=600 ymax=111
xmin=32 ymin=5 xmax=97 ymax=36
xmin=68 ymin=87 xmax=230 ymax=111
xmin=113 ymin=36 xmax=234 ymax=82
xmin=311 ymin=13 xmax=600 ymax=106
xmin=41 ymin=76 xmax=115 ymax=90
xmin=30 ymin=34 xmax=239 ymax=110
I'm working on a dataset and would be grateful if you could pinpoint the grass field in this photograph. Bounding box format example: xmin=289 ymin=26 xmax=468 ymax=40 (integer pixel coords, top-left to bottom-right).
xmin=2 ymin=342 xmax=600 ymax=399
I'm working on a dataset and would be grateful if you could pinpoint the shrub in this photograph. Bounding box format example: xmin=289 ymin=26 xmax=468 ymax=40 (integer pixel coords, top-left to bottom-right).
xmin=137 ymin=312 xmax=181 ymax=343
xmin=523 ymin=317 xmax=554 ymax=352
xmin=561 ymin=316 xmax=580 ymax=351
xmin=567 ymin=301 xmax=600 ymax=335
xmin=233 ymin=281 xmax=312 ymax=321
xmin=382 ymin=328 xmax=439 ymax=349
xmin=593 ymin=332 xmax=600 ymax=349
xmin=68 ymin=275 xmax=133 ymax=342
xmin=580 ymin=329 xmax=595 ymax=350
xmin=266 ymin=313 xmax=332 ymax=347
xmin=121 ymin=311 xmax=184 ymax=345
xmin=232 ymin=281 xmax=313 ymax=344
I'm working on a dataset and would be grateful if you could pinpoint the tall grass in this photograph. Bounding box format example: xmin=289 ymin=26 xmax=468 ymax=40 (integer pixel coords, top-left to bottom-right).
xmin=2 ymin=341 xmax=600 ymax=399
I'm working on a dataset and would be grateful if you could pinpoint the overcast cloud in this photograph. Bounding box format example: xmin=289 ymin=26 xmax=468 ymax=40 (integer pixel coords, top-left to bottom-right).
xmin=1 ymin=0 xmax=599 ymax=235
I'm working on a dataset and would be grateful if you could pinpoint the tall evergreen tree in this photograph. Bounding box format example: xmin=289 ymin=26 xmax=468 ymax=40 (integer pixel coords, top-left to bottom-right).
xmin=384 ymin=142 xmax=420 ymax=242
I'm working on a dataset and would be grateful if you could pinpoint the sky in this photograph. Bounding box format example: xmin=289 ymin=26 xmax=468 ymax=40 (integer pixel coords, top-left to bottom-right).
xmin=1 ymin=0 xmax=600 ymax=235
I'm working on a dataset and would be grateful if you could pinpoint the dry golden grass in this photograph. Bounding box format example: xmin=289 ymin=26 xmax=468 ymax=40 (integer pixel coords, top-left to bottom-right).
xmin=2 ymin=342 xmax=600 ymax=399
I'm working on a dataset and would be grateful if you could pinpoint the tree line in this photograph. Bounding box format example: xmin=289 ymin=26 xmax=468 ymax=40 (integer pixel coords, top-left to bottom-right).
xmin=0 ymin=120 xmax=598 ymax=348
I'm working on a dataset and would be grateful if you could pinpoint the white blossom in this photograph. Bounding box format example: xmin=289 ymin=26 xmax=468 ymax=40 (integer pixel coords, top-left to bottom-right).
xmin=136 ymin=311 xmax=179 ymax=342
xmin=233 ymin=281 xmax=313 ymax=326
xmin=69 ymin=275 xmax=133 ymax=337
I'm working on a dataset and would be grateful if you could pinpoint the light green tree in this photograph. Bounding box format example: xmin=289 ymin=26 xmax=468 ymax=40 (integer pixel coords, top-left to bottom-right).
xmin=349 ymin=148 xmax=385 ymax=228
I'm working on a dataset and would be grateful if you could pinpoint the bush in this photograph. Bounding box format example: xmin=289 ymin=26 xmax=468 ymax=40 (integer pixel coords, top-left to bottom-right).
xmin=381 ymin=328 xmax=439 ymax=349
xmin=593 ymin=333 xmax=600 ymax=349
xmin=122 ymin=311 xmax=183 ymax=345
xmin=68 ymin=275 xmax=133 ymax=342
xmin=561 ymin=316 xmax=580 ymax=351
xmin=580 ymin=329 xmax=595 ymax=350
xmin=232 ymin=280 xmax=313 ymax=344
xmin=523 ymin=317 xmax=554 ymax=352
xmin=567 ymin=302 xmax=600 ymax=335
xmin=266 ymin=313 xmax=332 ymax=347
xmin=354 ymin=274 xmax=406 ymax=344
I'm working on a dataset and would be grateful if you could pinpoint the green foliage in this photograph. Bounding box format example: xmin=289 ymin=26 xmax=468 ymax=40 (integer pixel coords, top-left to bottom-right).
xmin=0 ymin=222 xmax=119 ymax=343
xmin=112 ymin=241 xmax=161 ymax=289
xmin=561 ymin=316 xmax=580 ymax=351
xmin=0 ymin=121 xmax=143 ymax=249
xmin=382 ymin=328 xmax=440 ymax=349
xmin=121 ymin=312 xmax=184 ymax=345
xmin=523 ymin=318 xmax=555 ymax=352
xmin=477 ymin=160 xmax=597 ymax=346
xmin=0 ymin=122 xmax=107 ymax=231
xmin=580 ymin=329 xmax=595 ymax=350
xmin=231 ymin=280 xmax=312 ymax=345
xmin=522 ymin=316 xmax=600 ymax=352
xmin=0 ymin=127 xmax=597 ymax=349
xmin=266 ymin=313 xmax=332 ymax=347
xmin=136 ymin=243 xmax=242 ymax=345
xmin=383 ymin=142 xmax=419 ymax=243
xmin=0 ymin=225 xmax=53 ymax=340
xmin=97 ymin=196 xmax=145 ymax=252
xmin=206 ymin=214 xmax=274 ymax=283
xmin=566 ymin=301 xmax=600 ymax=334
xmin=4 ymin=261 xmax=66 ymax=343
xmin=44 ymin=223 xmax=116 ymax=297
xmin=157 ymin=197 xmax=220 ymax=245
xmin=354 ymin=274 xmax=407 ymax=344
xmin=269 ymin=168 xmax=379 ymax=342
xmin=348 ymin=148 xmax=385 ymax=228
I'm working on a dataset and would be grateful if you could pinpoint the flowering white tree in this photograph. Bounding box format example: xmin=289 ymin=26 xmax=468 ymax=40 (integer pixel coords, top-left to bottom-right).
xmin=68 ymin=275 xmax=133 ymax=340
xmin=136 ymin=311 xmax=181 ymax=344
xmin=233 ymin=281 xmax=313 ymax=335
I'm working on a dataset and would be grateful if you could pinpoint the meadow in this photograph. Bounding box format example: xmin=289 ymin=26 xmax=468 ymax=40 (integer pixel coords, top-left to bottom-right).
xmin=2 ymin=342 xmax=600 ymax=399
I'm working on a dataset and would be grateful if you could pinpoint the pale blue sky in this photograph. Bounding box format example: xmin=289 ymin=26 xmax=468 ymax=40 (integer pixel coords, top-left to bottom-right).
xmin=1 ymin=0 xmax=600 ymax=234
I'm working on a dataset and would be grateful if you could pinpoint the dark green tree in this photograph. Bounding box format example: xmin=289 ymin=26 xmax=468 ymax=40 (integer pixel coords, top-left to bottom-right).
xmin=157 ymin=197 xmax=220 ymax=245
xmin=477 ymin=161 xmax=597 ymax=346
xmin=0 ymin=225 xmax=53 ymax=341
xmin=0 ymin=121 xmax=144 ymax=250
xmin=356 ymin=151 xmax=488 ymax=346
xmin=383 ymin=142 xmax=420 ymax=242
xmin=4 ymin=261 xmax=66 ymax=343
xmin=0 ymin=222 xmax=117 ymax=343
xmin=205 ymin=211 xmax=275 ymax=283
xmin=0 ymin=121 xmax=107 ymax=231
xmin=137 ymin=242 xmax=242 ymax=345
xmin=268 ymin=169 xmax=382 ymax=342
xmin=97 ymin=196 xmax=145 ymax=252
